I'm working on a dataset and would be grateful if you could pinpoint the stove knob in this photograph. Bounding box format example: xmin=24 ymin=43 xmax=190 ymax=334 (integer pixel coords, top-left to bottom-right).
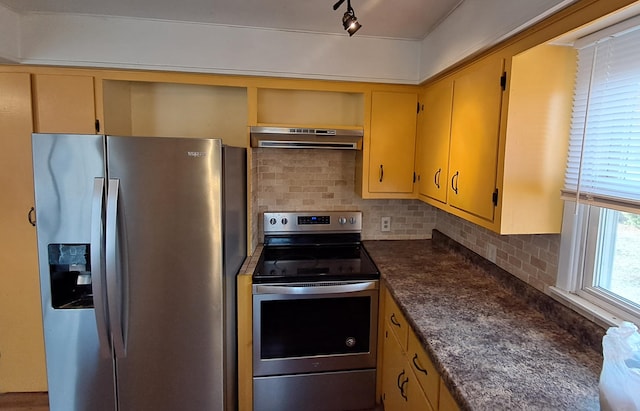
xmin=281 ymin=217 xmax=288 ymax=225
xmin=269 ymin=218 xmax=277 ymax=225
xmin=349 ymin=217 xmax=356 ymax=224
xmin=338 ymin=217 xmax=347 ymax=225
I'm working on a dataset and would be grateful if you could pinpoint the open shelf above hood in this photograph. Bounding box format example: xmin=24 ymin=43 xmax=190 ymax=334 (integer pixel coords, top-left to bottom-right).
xmin=250 ymin=126 xmax=364 ymax=150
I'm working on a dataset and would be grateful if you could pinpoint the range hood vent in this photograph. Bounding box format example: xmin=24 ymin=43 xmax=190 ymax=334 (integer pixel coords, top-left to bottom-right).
xmin=250 ymin=126 xmax=363 ymax=150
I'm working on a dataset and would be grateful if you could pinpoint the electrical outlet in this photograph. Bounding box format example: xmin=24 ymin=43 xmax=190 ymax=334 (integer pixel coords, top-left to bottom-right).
xmin=381 ymin=216 xmax=391 ymax=232
xmin=487 ymin=243 xmax=497 ymax=263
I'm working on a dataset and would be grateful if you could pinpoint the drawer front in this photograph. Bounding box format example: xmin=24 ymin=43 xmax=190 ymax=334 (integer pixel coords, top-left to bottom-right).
xmin=406 ymin=374 xmax=435 ymax=411
xmin=407 ymin=329 xmax=440 ymax=409
xmin=381 ymin=322 xmax=407 ymax=411
xmin=439 ymin=379 xmax=461 ymax=411
xmin=384 ymin=289 xmax=409 ymax=348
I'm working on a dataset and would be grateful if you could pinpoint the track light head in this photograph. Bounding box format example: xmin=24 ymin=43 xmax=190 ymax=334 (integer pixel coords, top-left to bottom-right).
xmin=342 ymin=10 xmax=362 ymax=36
xmin=333 ymin=0 xmax=361 ymax=36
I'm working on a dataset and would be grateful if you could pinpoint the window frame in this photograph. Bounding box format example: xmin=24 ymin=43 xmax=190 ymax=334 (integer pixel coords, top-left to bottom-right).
xmin=556 ymin=201 xmax=640 ymax=326
xmin=555 ymin=13 xmax=640 ymax=327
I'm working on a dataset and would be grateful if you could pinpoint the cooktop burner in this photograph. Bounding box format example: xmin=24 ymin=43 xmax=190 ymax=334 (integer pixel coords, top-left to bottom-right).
xmin=253 ymin=212 xmax=379 ymax=284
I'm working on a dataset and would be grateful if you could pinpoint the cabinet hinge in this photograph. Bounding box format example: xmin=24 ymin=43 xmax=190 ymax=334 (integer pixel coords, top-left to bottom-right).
xmin=500 ymin=72 xmax=507 ymax=91
xmin=492 ymin=188 xmax=499 ymax=206
xmin=95 ymin=119 xmax=101 ymax=133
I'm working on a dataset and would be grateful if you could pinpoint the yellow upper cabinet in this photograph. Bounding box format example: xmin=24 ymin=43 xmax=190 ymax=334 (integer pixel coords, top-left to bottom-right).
xmin=418 ymin=43 xmax=575 ymax=235
xmin=417 ymin=57 xmax=504 ymax=226
xmin=416 ymin=80 xmax=453 ymax=205
xmin=255 ymin=88 xmax=364 ymax=128
xmin=102 ymin=80 xmax=249 ymax=147
xmin=448 ymin=56 xmax=505 ymax=222
xmin=367 ymin=91 xmax=418 ymax=196
xmin=498 ymin=44 xmax=575 ymax=234
xmin=32 ymin=74 xmax=97 ymax=134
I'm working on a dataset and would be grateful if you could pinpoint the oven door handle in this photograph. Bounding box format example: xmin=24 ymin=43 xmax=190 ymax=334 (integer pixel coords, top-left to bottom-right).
xmin=253 ymin=281 xmax=378 ymax=295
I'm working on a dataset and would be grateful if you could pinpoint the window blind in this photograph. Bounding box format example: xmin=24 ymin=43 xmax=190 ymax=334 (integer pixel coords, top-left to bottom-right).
xmin=562 ymin=21 xmax=640 ymax=212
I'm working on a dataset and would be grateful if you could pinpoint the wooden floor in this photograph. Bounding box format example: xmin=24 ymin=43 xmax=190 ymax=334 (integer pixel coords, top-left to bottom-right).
xmin=0 ymin=392 xmax=383 ymax=411
xmin=0 ymin=393 xmax=49 ymax=411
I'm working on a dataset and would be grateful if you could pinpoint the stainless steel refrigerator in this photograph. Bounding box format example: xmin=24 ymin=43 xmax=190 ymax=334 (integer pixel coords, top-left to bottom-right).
xmin=31 ymin=133 xmax=247 ymax=411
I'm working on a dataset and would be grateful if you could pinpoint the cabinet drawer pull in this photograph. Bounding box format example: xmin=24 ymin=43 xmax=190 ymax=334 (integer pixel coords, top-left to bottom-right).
xmin=412 ymin=353 xmax=428 ymax=375
xmin=390 ymin=313 xmax=401 ymax=327
xmin=379 ymin=164 xmax=384 ymax=182
xmin=451 ymin=171 xmax=459 ymax=194
xmin=434 ymin=168 xmax=441 ymax=189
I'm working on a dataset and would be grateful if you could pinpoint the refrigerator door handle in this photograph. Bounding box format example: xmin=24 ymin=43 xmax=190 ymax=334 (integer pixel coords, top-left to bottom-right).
xmin=91 ymin=178 xmax=112 ymax=358
xmin=106 ymin=178 xmax=127 ymax=358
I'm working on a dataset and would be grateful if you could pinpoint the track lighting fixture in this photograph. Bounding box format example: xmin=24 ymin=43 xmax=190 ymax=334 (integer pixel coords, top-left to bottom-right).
xmin=332 ymin=0 xmax=362 ymax=36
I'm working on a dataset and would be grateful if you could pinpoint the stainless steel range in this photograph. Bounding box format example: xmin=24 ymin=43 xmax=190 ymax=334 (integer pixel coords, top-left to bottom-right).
xmin=252 ymin=211 xmax=380 ymax=411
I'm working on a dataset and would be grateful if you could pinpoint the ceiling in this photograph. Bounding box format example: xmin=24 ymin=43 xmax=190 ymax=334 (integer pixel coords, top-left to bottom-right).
xmin=0 ymin=0 xmax=463 ymax=40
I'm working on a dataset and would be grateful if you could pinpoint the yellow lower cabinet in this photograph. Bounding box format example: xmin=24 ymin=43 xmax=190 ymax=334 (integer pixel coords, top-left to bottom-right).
xmin=382 ymin=321 xmax=435 ymax=411
xmin=237 ymin=274 xmax=253 ymax=411
xmin=380 ymin=290 xmax=461 ymax=411
xmin=385 ymin=289 xmax=409 ymax=348
xmin=405 ymin=371 xmax=434 ymax=411
xmin=407 ymin=329 xmax=440 ymax=409
xmin=382 ymin=321 xmax=408 ymax=411
xmin=438 ymin=380 xmax=460 ymax=411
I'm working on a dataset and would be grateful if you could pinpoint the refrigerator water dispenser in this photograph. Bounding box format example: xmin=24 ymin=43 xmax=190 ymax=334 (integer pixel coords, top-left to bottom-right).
xmin=48 ymin=244 xmax=94 ymax=309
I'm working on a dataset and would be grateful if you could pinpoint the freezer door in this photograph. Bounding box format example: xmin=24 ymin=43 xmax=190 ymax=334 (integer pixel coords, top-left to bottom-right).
xmin=106 ymin=136 xmax=231 ymax=411
xmin=31 ymin=134 xmax=116 ymax=411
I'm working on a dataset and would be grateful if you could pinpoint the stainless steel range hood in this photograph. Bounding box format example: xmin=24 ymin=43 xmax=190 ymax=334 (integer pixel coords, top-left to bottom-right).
xmin=250 ymin=126 xmax=363 ymax=150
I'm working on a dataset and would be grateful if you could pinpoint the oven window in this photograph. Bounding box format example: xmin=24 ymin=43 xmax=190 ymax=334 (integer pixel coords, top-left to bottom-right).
xmin=260 ymin=296 xmax=371 ymax=359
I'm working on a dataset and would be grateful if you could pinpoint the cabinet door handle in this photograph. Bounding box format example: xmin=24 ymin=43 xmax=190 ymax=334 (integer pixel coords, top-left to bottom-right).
xmin=398 ymin=370 xmax=409 ymax=401
xmin=412 ymin=353 xmax=428 ymax=376
xmin=379 ymin=164 xmax=384 ymax=182
xmin=390 ymin=313 xmax=401 ymax=328
xmin=451 ymin=171 xmax=459 ymax=194
xmin=434 ymin=168 xmax=441 ymax=189
xmin=397 ymin=370 xmax=404 ymax=389
xmin=28 ymin=206 xmax=36 ymax=227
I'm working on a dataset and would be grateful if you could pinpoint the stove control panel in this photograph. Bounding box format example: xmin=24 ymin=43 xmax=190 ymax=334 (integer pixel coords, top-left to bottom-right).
xmin=298 ymin=215 xmax=331 ymax=225
xmin=264 ymin=211 xmax=362 ymax=233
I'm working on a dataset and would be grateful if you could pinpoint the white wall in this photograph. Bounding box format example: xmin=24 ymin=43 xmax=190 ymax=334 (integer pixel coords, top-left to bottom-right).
xmin=0 ymin=4 xmax=19 ymax=62
xmin=419 ymin=0 xmax=578 ymax=81
xmin=12 ymin=0 xmax=579 ymax=83
xmin=19 ymin=13 xmax=420 ymax=83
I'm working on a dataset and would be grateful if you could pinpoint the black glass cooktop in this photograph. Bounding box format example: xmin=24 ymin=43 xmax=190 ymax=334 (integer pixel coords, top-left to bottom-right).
xmin=252 ymin=242 xmax=379 ymax=284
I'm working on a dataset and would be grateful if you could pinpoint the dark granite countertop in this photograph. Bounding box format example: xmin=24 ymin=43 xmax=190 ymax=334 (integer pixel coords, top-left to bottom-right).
xmin=364 ymin=232 xmax=605 ymax=411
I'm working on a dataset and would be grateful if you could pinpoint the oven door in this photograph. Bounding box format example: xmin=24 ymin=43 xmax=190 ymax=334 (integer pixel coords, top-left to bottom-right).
xmin=252 ymin=280 xmax=379 ymax=377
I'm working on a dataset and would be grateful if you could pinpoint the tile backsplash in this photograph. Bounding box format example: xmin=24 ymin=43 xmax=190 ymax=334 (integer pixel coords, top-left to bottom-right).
xmin=251 ymin=148 xmax=561 ymax=296
xmin=251 ymin=148 xmax=436 ymax=247
xmin=435 ymin=210 xmax=561 ymax=294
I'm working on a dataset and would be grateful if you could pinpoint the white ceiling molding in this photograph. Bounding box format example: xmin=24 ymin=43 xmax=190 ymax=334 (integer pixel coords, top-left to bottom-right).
xmin=19 ymin=13 xmax=422 ymax=83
